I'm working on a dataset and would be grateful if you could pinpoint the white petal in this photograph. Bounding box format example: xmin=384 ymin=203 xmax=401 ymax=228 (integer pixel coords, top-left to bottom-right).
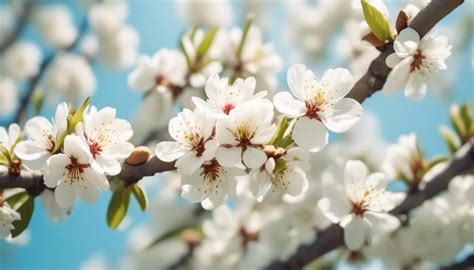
xmin=242 ymin=147 xmax=267 ymax=169
xmin=364 ymin=212 xmax=400 ymax=235
xmin=342 ymin=215 xmax=367 ymax=250
xmin=404 ymin=73 xmax=427 ymax=100
xmin=215 ymin=147 xmax=242 ymax=167
xmin=155 ymin=141 xmax=187 ymax=162
xmin=285 ymin=167 xmax=308 ymax=196
xmin=55 ymin=182 xmax=76 ymax=209
xmin=344 ymin=160 xmax=369 ymax=201
xmin=43 ymin=154 xmax=68 ymax=188
xmin=273 ymin=92 xmax=306 ymax=117
xmin=385 ymin=53 xmax=402 ymax=68
xmin=382 ymin=57 xmax=412 ymax=94
xmin=287 ymin=64 xmax=310 ymax=100
xmin=78 ymin=181 xmax=101 ymax=203
xmin=396 ymin=27 xmax=420 ymax=45
xmin=63 ymin=135 xmax=92 ymax=163
xmin=181 ymin=184 xmax=205 ymax=203
xmin=83 ymin=168 xmax=110 ymax=190
xmin=292 ymin=117 xmax=328 ymax=152
xmin=320 ymin=98 xmax=362 ymax=133
xmin=14 ymin=141 xmax=49 ymax=160
xmin=176 ymin=152 xmax=204 ymax=175
xmin=321 ymin=68 xmax=353 ymax=103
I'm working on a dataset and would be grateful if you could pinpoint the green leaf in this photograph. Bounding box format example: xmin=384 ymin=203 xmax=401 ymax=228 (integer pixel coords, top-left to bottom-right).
xmin=147 ymin=225 xmax=189 ymax=249
xmin=280 ymin=135 xmax=295 ymax=149
xmin=236 ymin=16 xmax=254 ymax=59
xmin=6 ymin=192 xmax=35 ymax=238
xmin=131 ymin=184 xmax=148 ymax=211
xmin=179 ymin=39 xmax=192 ymax=69
xmin=361 ymin=0 xmax=393 ymax=41
xmin=460 ymin=103 xmax=473 ymax=133
xmin=268 ymin=117 xmax=289 ymax=146
xmin=196 ymin=27 xmax=219 ymax=62
xmin=449 ymin=105 xmax=466 ymax=139
xmin=107 ymin=185 xmax=131 ymax=229
xmin=439 ymin=126 xmax=459 ymax=154
xmin=33 ymin=89 xmax=45 ymax=115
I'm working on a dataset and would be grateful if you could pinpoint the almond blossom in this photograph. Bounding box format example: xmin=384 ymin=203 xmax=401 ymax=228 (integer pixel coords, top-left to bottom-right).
xmin=273 ymin=64 xmax=362 ymax=152
xmin=15 ymin=103 xmax=69 ymax=171
xmin=0 ymin=202 xmax=21 ymax=238
xmin=249 ymin=146 xmax=310 ymax=201
xmin=383 ymin=27 xmax=452 ymax=100
xmin=43 ymin=135 xmax=109 ymax=209
xmin=156 ymin=108 xmax=217 ymax=175
xmin=181 ymin=159 xmax=244 ymax=210
xmin=215 ymin=99 xmax=276 ymax=169
xmin=128 ymin=49 xmax=187 ymax=96
xmin=318 ymin=160 xmax=405 ymax=250
xmin=0 ymin=76 xmax=17 ymax=116
xmin=75 ymin=107 xmax=134 ymax=176
xmin=0 ymin=123 xmax=21 ymax=153
xmin=192 ymin=74 xmax=266 ymax=118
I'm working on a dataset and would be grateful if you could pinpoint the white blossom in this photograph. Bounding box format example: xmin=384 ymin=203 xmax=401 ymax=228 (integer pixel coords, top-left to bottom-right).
xmin=33 ymin=5 xmax=78 ymax=48
xmin=98 ymin=25 xmax=139 ymax=68
xmin=76 ymin=107 xmax=134 ymax=176
xmin=43 ymin=135 xmax=109 ymax=209
xmin=40 ymin=189 xmax=69 ymax=222
xmin=215 ymin=99 xmax=276 ymax=169
xmin=192 ymin=74 xmax=266 ymax=119
xmin=43 ymin=53 xmax=96 ymax=105
xmin=0 ymin=202 xmax=21 ymax=238
xmin=384 ymin=27 xmax=452 ymax=100
xmin=15 ymin=103 xmax=69 ymax=171
xmin=1 ymin=41 xmax=41 ymax=81
xmin=274 ymin=64 xmax=362 ymax=152
xmin=177 ymin=0 xmax=232 ymax=27
xmin=0 ymin=76 xmax=17 ymax=116
xmin=0 ymin=123 xmax=21 ymax=152
xmin=181 ymin=159 xmax=244 ymax=210
xmin=318 ymin=160 xmax=405 ymax=250
xmin=88 ymin=1 xmax=128 ymax=36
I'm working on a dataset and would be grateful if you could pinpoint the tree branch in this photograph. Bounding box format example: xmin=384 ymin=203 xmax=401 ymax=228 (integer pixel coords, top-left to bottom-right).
xmin=266 ymin=139 xmax=474 ymax=270
xmin=441 ymin=254 xmax=474 ymax=270
xmin=0 ymin=1 xmax=33 ymax=54
xmin=346 ymin=0 xmax=464 ymax=103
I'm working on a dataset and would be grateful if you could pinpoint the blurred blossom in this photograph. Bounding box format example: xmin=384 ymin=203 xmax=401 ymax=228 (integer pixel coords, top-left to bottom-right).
xmin=0 ymin=76 xmax=18 ymax=116
xmin=43 ymin=53 xmax=96 ymax=105
xmin=177 ymin=0 xmax=232 ymax=27
xmin=98 ymin=25 xmax=139 ymax=68
xmin=88 ymin=2 xmax=129 ymax=36
xmin=33 ymin=5 xmax=78 ymax=49
xmin=40 ymin=189 xmax=69 ymax=222
xmin=1 ymin=41 xmax=41 ymax=81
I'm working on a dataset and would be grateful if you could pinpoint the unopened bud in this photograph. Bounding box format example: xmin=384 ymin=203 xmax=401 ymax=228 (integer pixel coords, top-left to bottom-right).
xmin=126 ymin=146 xmax=151 ymax=165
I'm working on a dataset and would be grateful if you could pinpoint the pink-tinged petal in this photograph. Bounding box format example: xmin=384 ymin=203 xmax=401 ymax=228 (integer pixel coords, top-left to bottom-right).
xmin=215 ymin=147 xmax=242 ymax=167
xmin=364 ymin=211 xmax=400 ymax=235
xmin=342 ymin=214 xmax=367 ymax=250
xmin=385 ymin=53 xmax=402 ymax=68
xmin=382 ymin=57 xmax=412 ymax=94
xmin=44 ymin=154 xmax=68 ymax=188
xmin=292 ymin=117 xmax=328 ymax=152
xmin=155 ymin=141 xmax=187 ymax=162
xmin=320 ymin=98 xmax=362 ymax=133
xmin=242 ymin=147 xmax=267 ymax=169
xmin=273 ymin=92 xmax=306 ymax=117
xmin=287 ymin=64 xmax=311 ymax=100
xmin=54 ymin=182 xmax=76 ymax=209
xmin=14 ymin=141 xmax=49 ymax=161
xmin=404 ymin=73 xmax=427 ymax=100
xmin=320 ymin=68 xmax=353 ymax=103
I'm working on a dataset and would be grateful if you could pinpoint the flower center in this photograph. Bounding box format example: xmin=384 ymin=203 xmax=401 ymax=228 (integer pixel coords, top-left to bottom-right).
xmin=351 ymin=200 xmax=368 ymax=216
xmin=65 ymin=156 xmax=90 ymax=182
xmin=305 ymin=91 xmax=326 ymax=120
xmin=46 ymin=134 xmax=56 ymax=152
xmin=185 ymin=133 xmax=206 ymax=157
xmin=410 ymin=50 xmax=426 ymax=72
xmin=201 ymin=159 xmax=221 ymax=182
xmin=154 ymin=75 xmax=183 ymax=97
xmin=234 ymin=124 xmax=255 ymax=148
xmin=223 ymin=103 xmax=235 ymax=115
xmin=89 ymin=141 xmax=103 ymax=158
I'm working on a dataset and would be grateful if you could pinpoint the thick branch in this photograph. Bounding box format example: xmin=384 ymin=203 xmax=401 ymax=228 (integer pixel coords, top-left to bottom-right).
xmin=266 ymin=139 xmax=474 ymax=270
xmin=346 ymin=0 xmax=464 ymax=103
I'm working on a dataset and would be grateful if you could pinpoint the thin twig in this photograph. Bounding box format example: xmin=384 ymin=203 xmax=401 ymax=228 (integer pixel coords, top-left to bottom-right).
xmin=0 ymin=1 xmax=33 ymax=54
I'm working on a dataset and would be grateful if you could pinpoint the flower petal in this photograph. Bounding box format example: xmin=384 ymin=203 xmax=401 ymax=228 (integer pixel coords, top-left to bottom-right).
xmin=242 ymin=147 xmax=267 ymax=169
xmin=55 ymin=182 xmax=76 ymax=209
xmin=155 ymin=141 xmax=187 ymax=162
xmin=215 ymin=147 xmax=242 ymax=167
xmin=292 ymin=117 xmax=328 ymax=152
xmin=320 ymin=68 xmax=353 ymax=103
xmin=382 ymin=57 xmax=412 ymax=94
xmin=320 ymin=98 xmax=362 ymax=133
xmin=44 ymin=154 xmax=68 ymax=188
xmin=364 ymin=211 xmax=400 ymax=235
xmin=273 ymin=92 xmax=306 ymax=117
xmin=14 ymin=141 xmax=49 ymax=161
xmin=404 ymin=73 xmax=427 ymax=100
xmin=342 ymin=214 xmax=367 ymax=250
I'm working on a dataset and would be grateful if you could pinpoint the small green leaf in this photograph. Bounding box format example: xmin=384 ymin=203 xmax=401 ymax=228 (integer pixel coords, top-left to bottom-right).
xmin=68 ymin=97 xmax=91 ymax=134
xmin=107 ymin=185 xmax=131 ymax=229
xmin=449 ymin=105 xmax=466 ymax=139
xmin=33 ymin=89 xmax=45 ymax=115
xmin=236 ymin=16 xmax=254 ymax=59
xmin=280 ymin=135 xmax=295 ymax=149
xmin=6 ymin=192 xmax=35 ymax=238
xmin=147 ymin=225 xmax=189 ymax=249
xmin=131 ymin=184 xmax=148 ymax=211
xmin=361 ymin=0 xmax=393 ymax=41
xmin=268 ymin=117 xmax=289 ymax=146
xmin=439 ymin=126 xmax=459 ymax=154
xmin=460 ymin=103 xmax=473 ymax=133
xmin=196 ymin=27 xmax=219 ymax=62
